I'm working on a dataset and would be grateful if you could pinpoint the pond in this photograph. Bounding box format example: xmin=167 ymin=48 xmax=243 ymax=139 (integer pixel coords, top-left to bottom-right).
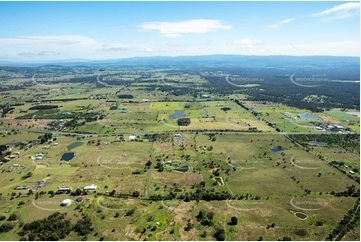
xmin=67 ymin=142 xmax=83 ymax=151
xmin=61 ymin=152 xmax=74 ymax=161
xmin=294 ymin=229 xmax=308 ymax=237
xmin=295 ymin=212 xmax=308 ymax=219
xmin=297 ymin=113 xmax=318 ymax=119
xmin=173 ymin=188 xmax=184 ymax=193
xmin=173 ymin=166 xmax=189 ymax=172
xmin=214 ymin=177 xmax=224 ymax=185
xmin=270 ymin=147 xmax=284 ymax=152
xmin=309 ymin=141 xmax=325 ymax=146
xmin=169 ymin=111 xmax=184 ymax=120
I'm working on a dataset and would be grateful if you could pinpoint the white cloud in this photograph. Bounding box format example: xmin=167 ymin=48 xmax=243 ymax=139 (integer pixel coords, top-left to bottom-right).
xmin=138 ymin=19 xmax=232 ymax=38
xmin=268 ymin=24 xmax=280 ymax=29
xmin=312 ymin=2 xmax=360 ymax=20
xmin=268 ymin=18 xmax=294 ymax=28
xmin=233 ymin=39 xmax=262 ymax=45
xmin=18 ymin=51 xmax=60 ymax=56
xmin=0 ymin=35 xmax=102 ymax=49
xmin=145 ymin=48 xmax=153 ymax=52
xmin=279 ymin=18 xmax=294 ymax=24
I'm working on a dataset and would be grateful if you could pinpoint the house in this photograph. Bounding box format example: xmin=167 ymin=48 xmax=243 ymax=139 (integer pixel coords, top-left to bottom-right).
xmin=349 ymin=170 xmax=355 ymax=174
xmin=35 ymin=156 xmax=42 ymax=160
xmin=120 ymin=109 xmax=128 ymax=113
xmin=54 ymin=143 xmax=58 ymax=146
xmin=142 ymin=99 xmax=150 ymax=102
xmin=129 ymin=134 xmax=137 ymax=141
xmin=315 ymin=126 xmax=323 ymax=130
xmin=58 ymin=186 xmax=72 ymax=191
xmin=335 ymin=125 xmax=343 ymax=129
xmin=84 ymin=184 xmax=97 ymax=190
xmin=14 ymin=152 xmax=20 ymax=155
xmin=76 ymin=197 xmax=83 ymax=202
xmin=13 ymin=164 xmax=19 ymax=167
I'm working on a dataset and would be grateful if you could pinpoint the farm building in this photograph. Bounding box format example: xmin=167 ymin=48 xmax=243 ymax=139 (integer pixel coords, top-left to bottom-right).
xmin=129 ymin=134 xmax=137 ymax=141
xmin=84 ymin=184 xmax=97 ymax=190
xmin=61 ymin=199 xmax=72 ymax=206
xmin=58 ymin=186 xmax=72 ymax=191
xmin=76 ymin=197 xmax=83 ymax=202
xmin=120 ymin=109 xmax=128 ymax=113
xmin=14 ymin=186 xmax=28 ymax=190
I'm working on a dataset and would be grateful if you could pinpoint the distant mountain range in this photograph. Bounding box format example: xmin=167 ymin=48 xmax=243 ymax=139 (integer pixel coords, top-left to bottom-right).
xmin=0 ymin=55 xmax=359 ymax=67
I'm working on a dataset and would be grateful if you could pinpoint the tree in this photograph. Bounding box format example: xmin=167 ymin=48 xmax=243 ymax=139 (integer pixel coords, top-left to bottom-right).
xmin=8 ymin=213 xmax=17 ymax=221
xmin=230 ymin=216 xmax=238 ymax=225
xmin=177 ymin=118 xmax=191 ymax=126
xmin=214 ymin=228 xmax=226 ymax=241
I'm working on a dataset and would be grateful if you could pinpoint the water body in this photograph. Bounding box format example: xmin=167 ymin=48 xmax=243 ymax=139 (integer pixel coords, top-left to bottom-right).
xmin=295 ymin=229 xmax=308 ymax=237
xmin=214 ymin=177 xmax=224 ymax=185
xmin=295 ymin=212 xmax=308 ymax=219
xmin=174 ymin=166 xmax=189 ymax=172
xmin=270 ymin=147 xmax=285 ymax=152
xmin=173 ymin=188 xmax=183 ymax=193
xmin=169 ymin=111 xmax=184 ymax=120
xmin=67 ymin=142 xmax=83 ymax=151
xmin=61 ymin=152 xmax=74 ymax=161
xmin=309 ymin=141 xmax=325 ymax=146
xmin=60 ymin=110 xmax=71 ymax=115
xmin=297 ymin=113 xmax=318 ymax=119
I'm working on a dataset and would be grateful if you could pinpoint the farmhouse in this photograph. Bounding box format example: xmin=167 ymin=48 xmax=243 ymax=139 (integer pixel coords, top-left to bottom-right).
xmin=120 ymin=109 xmax=128 ymax=113
xmin=84 ymin=184 xmax=97 ymax=190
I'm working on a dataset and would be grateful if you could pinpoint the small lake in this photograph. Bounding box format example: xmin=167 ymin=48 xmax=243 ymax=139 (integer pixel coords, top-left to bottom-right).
xmin=61 ymin=152 xmax=74 ymax=161
xmin=67 ymin=142 xmax=83 ymax=151
xmin=309 ymin=141 xmax=325 ymax=146
xmin=297 ymin=113 xmax=318 ymax=119
xmin=270 ymin=147 xmax=284 ymax=152
xmin=169 ymin=111 xmax=184 ymax=120
xmin=173 ymin=188 xmax=183 ymax=193
xmin=295 ymin=229 xmax=308 ymax=237
xmin=295 ymin=212 xmax=308 ymax=220
xmin=174 ymin=166 xmax=189 ymax=172
xmin=214 ymin=177 xmax=224 ymax=185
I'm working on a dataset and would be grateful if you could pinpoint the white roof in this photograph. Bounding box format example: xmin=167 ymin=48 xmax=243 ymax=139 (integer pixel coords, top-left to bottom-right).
xmin=62 ymin=199 xmax=72 ymax=204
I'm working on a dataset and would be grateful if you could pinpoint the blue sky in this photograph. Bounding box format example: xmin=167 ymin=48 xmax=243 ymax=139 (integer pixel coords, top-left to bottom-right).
xmin=0 ymin=1 xmax=359 ymax=61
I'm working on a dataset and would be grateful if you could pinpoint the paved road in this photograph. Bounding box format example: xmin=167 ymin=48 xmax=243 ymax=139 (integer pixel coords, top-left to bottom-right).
xmin=0 ymin=126 xmax=358 ymax=137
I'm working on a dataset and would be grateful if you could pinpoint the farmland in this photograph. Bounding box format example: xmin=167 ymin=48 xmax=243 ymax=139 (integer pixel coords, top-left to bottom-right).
xmin=0 ymin=63 xmax=359 ymax=241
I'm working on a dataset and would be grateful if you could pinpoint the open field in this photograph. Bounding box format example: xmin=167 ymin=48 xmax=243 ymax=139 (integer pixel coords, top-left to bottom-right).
xmin=0 ymin=65 xmax=359 ymax=241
